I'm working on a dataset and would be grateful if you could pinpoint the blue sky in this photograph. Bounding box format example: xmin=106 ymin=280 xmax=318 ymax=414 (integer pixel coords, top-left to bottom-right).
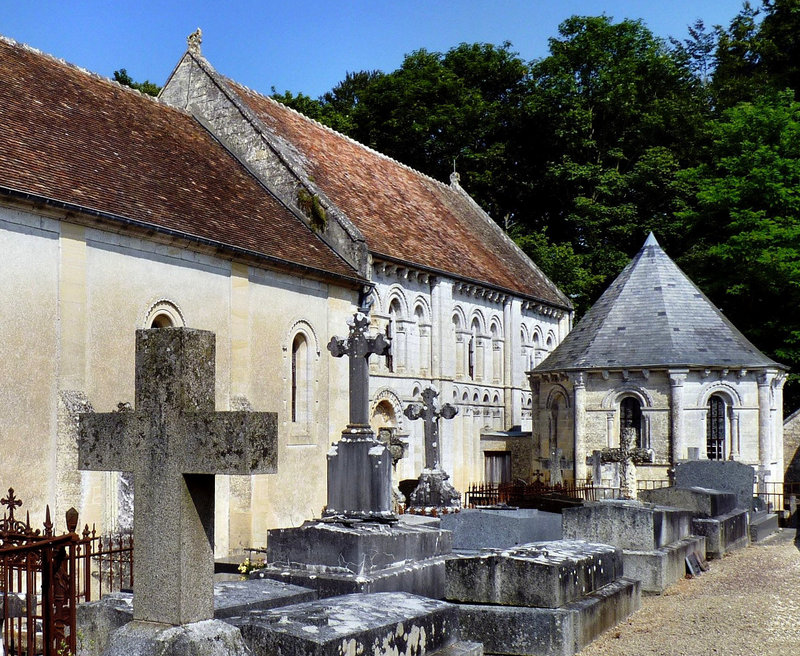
xmin=4 ymin=1 xmax=749 ymax=98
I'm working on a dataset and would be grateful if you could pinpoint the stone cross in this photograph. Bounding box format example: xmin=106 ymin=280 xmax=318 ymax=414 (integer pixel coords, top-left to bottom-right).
xmin=324 ymin=309 xmax=394 ymax=520
xmin=548 ymin=445 xmax=564 ymax=486
xmin=600 ymin=427 xmax=653 ymax=500
xmin=327 ymin=311 xmax=390 ymax=427
xmin=403 ymin=387 xmax=460 ymax=509
xmin=403 ymin=387 xmax=457 ymax=471
xmin=79 ymin=329 xmax=277 ymax=626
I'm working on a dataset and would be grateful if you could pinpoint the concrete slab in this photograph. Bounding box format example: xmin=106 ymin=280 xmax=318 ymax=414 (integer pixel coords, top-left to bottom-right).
xmin=691 ymin=508 xmax=750 ymax=558
xmin=446 ymin=540 xmax=622 ymax=608
xmin=639 ymin=486 xmax=738 ymax=518
xmin=456 ymin=576 xmax=641 ymax=656
xmin=266 ymin=520 xmax=452 ymax=573
xmin=439 ymin=508 xmax=562 ymax=552
xmin=750 ymin=511 xmax=779 ymax=542
xmin=562 ymin=500 xmax=694 ymax=551
xmin=228 ymin=592 xmax=460 ymax=656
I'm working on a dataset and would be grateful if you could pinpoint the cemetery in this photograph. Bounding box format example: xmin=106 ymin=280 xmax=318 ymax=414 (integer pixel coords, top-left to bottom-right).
xmin=1 ymin=27 xmax=799 ymax=656
xmin=2 ymin=318 xmax=790 ymax=656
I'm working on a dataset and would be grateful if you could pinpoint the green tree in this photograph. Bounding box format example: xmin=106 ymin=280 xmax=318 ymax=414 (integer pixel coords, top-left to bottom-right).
xmin=678 ymin=91 xmax=800 ymax=409
xmin=524 ymin=16 xmax=706 ymax=311
xmin=113 ymin=68 xmax=161 ymax=97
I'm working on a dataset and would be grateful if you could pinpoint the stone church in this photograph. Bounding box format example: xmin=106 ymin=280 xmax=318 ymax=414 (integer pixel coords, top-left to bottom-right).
xmin=530 ymin=233 xmax=787 ymax=491
xmin=0 ymin=34 xmax=570 ymax=553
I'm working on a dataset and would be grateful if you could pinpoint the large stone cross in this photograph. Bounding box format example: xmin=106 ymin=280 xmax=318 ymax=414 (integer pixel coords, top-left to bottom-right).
xmin=601 ymin=427 xmax=653 ymax=500
xmin=324 ymin=309 xmax=394 ymax=520
xmin=79 ymin=329 xmax=277 ymax=626
xmin=327 ymin=311 xmax=390 ymax=427
xmin=403 ymin=387 xmax=457 ymax=471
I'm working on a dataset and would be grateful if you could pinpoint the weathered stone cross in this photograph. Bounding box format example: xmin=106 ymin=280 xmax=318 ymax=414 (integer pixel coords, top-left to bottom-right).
xmin=325 ymin=310 xmax=394 ymax=520
xmin=600 ymin=427 xmax=653 ymax=500
xmin=327 ymin=310 xmax=390 ymax=427
xmin=79 ymin=329 xmax=277 ymax=626
xmin=547 ymin=445 xmax=564 ymax=486
xmin=403 ymin=387 xmax=461 ymax=509
xmin=403 ymin=387 xmax=457 ymax=471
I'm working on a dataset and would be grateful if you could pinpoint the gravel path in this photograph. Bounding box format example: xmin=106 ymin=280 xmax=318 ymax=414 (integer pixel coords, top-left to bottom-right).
xmin=577 ymin=529 xmax=800 ymax=656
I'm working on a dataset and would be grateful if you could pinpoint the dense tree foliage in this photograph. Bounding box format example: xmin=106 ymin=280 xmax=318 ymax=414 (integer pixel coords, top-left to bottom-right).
xmin=113 ymin=68 xmax=161 ymax=96
xmin=273 ymin=2 xmax=800 ymax=410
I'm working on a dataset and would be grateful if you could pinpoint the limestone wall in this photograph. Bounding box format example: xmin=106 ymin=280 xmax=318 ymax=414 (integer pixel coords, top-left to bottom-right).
xmin=0 ymin=201 xmax=357 ymax=552
xmin=785 ymin=408 xmax=800 ymax=485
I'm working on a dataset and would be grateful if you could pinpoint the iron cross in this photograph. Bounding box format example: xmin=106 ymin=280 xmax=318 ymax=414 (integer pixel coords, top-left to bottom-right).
xmin=327 ymin=311 xmax=390 ymax=426
xmin=404 ymin=387 xmax=458 ymax=470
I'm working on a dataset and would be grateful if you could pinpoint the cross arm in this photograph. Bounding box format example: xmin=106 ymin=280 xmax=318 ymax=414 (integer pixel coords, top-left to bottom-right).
xmin=78 ymin=412 xmax=148 ymax=472
xmin=180 ymin=411 xmax=278 ymax=475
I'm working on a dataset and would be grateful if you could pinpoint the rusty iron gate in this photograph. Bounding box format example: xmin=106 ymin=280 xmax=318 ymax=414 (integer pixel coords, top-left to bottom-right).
xmin=0 ymin=488 xmax=133 ymax=656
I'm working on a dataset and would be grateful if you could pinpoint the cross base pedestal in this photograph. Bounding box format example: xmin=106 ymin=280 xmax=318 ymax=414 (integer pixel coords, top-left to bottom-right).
xmin=325 ymin=425 xmax=396 ymax=522
xmin=100 ymin=619 xmax=249 ymax=656
xmin=408 ymin=469 xmax=461 ymax=511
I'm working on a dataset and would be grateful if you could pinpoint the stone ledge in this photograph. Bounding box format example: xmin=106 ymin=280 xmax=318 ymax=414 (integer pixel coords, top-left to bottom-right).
xmin=456 ymin=577 xmax=641 ymax=656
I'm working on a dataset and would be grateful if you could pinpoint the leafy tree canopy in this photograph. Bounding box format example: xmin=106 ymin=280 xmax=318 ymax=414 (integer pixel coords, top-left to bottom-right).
xmin=113 ymin=68 xmax=161 ymax=97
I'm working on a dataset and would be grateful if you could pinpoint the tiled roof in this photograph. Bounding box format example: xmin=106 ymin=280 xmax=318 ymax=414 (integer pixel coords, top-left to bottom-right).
xmin=535 ymin=233 xmax=783 ymax=372
xmin=0 ymin=37 xmax=359 ymax=283
xmin=221 ymin=76 xmax=570 ymax=308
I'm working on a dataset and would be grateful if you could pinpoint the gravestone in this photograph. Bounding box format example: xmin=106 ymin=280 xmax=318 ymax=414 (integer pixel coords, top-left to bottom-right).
xmin=78 ymin=328 xmax=278 ymax=654
xmin=404 ymin=387 xmax=460 ymax=510
xmin=600 ymin=427 xmax=653 ymax=499
xmin=325 ymin=309 xmax=394 ymax=520
xmin=260 ymin=309 xmax=452 ymax=599
xmin=446 ymin=540 xmax=640 ymax=655
xmin=674 ymin=460 xmax=755 ymax=511
xmin=546 ymin=445 xmax=563 ymax=486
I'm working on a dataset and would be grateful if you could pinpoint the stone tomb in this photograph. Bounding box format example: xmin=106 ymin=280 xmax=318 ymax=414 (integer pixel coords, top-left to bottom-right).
xmin=256 ymin=309 xmax=452 ymax=598
xmin=77 ymin=579 xmax=317 ymax=656
xmin=639 ymin=486 xmax=750 ymax=559
xmin=445 ymin=540 xmax=640 ymax=656
xmin=439 ymin=508 xmax=562 ymax=553
xmin=562 ymin=500 xmax=706 ymax=593
xmin=78 ymin=328 xmax=278 ymax=655
xmin=674 ymin=460 xmax=778 ymax=542
xmin=228 ymin=592 xmax=481 ymax=656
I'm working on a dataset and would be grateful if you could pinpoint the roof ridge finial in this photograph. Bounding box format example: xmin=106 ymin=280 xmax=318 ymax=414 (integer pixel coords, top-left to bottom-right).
xmin=187 ymin=28 xmax=202 ymax=55
xmin=643 ymin=231 xmax=659 ymax=248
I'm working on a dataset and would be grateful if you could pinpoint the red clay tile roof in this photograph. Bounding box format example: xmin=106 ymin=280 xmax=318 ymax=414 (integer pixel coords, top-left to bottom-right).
xmin=0 ymin=37 xmax=359 ymax=283
xmin=223 ymin=77 xmax=570 ymax=308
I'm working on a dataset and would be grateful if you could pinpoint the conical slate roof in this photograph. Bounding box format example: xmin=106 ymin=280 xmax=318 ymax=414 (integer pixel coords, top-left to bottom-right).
xmin=535 ymin=233 xmax=783 ymax=372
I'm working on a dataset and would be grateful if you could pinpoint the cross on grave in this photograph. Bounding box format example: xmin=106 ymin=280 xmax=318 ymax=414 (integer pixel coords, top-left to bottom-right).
xmin=403 ymin=387 xmax=460 ymax=510
xmin=600 ymin=427 xmax=653 ymax=500
xmin=403 ymin=387 xmax=457 ymax=471
xmin=547 ymin=445 xmax=564 ymax=486
xmin=325 ymin=308 xmax=394 ymax=520
xmin=327 ymin=311 xmax=390 ymax=427
xmin=1 ymin=488 xmax=22 ymax=521
xmin=78 ymin=329 xmax=277 ymax=626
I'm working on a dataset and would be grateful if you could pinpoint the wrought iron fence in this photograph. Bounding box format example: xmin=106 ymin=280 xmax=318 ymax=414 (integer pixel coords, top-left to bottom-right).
xmin=0 ymin=488 xmax=133 ymax=656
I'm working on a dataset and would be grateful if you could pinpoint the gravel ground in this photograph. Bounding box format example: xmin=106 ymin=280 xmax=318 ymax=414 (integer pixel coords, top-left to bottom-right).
xmin=577 ymin=529 xmax=800 ymax=656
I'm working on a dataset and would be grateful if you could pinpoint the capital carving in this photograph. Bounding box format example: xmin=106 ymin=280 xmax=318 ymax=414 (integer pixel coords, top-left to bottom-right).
xmin=187 ymin=28 xmax=202 ymax=54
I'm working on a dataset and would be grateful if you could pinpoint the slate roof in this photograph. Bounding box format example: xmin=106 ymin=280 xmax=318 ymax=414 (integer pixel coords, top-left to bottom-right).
xmin=0 ymin=37 xmax=360 ymax=284
xmin=535 ymin=233 xmax=783 ymax=372
xmin=216 ymin=73 xmax=570 ymax=309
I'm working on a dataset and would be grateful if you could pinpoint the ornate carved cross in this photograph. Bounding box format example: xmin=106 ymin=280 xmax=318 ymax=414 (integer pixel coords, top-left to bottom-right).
xmin=403 ymin=387 xmax=457 ymax=470
xmin=1 ymin=488 xmax=22 ymax=521
xmin=327 ymin=311 xmax=390 ymax=427
xmin=79 ymin=329 xmax=277 ymax=626
xmin=601 ymin=427 xmax=653 ymax=499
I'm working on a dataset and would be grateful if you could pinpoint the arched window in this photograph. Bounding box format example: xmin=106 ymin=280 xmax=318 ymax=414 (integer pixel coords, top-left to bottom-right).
xmin=707 ymin=395 xmax=726 ymax=460
xmin=291 ymin=333 xmax=309 ymax=423
xmin=386 ymin=300 xmax=401 ymax=373
xmin=469 ymin=318 xmax=480 ymax=380
xmin=619 ymin=397 xmax=642 ymax=448
xmin=150 ymin=313 xmax=174 ymax=328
